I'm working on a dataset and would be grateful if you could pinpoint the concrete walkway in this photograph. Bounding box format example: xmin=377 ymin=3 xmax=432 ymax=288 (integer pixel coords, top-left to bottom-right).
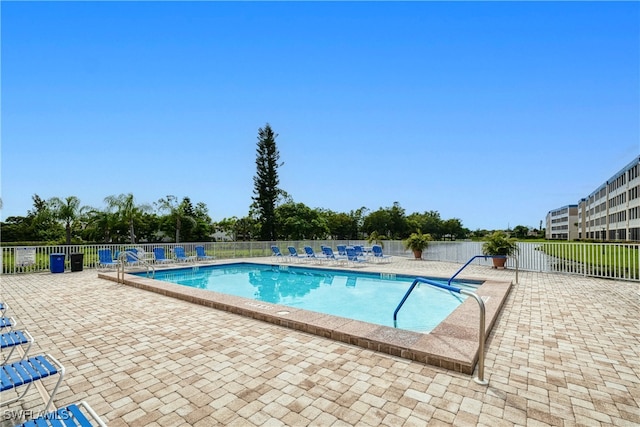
xmin=1 ymin=258 xmax=638 ymax=426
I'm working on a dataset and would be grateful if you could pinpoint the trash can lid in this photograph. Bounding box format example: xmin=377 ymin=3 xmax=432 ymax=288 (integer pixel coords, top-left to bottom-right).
xmin=51 ymin=253 xmax=66 ymax=256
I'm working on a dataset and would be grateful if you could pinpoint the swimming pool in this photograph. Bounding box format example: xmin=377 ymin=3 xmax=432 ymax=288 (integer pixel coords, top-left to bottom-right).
xmin=137 ymin=263 xmax=481 ymax=333
xmin=106 ymin=259 xmax=512 ymax=373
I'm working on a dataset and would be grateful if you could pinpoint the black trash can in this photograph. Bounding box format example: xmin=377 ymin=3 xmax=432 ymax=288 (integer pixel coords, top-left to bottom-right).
xmin=50 ymin=253 xmax=65 ymax=273
xmin=70 ymin=253 xmax=84 ymax=272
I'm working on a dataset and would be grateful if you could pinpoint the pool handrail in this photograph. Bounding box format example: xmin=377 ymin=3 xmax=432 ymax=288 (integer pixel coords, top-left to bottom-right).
xmin=393 ymin=276 xmax=488 ymax=385
xmin=117 ymin=250 xmax=155 ymax=284
xmin=393 ymin=253 xmax=512 ymax=326
xmin=447 ymin=254 xmax=519 ymax=287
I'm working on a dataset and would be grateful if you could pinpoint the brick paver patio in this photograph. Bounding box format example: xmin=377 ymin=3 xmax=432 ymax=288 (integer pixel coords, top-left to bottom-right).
xmin=1 ymin=258 xmax=638 ymax=426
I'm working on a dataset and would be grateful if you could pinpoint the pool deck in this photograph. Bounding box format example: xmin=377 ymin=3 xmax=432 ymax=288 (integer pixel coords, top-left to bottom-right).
xmin=1 ymin=257 xmax=639 ymax=426
xmin=99 ymin=259 xmax=512 ymax=376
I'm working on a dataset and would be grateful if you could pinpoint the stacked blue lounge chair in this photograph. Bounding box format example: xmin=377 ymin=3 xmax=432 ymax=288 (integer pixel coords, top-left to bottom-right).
xmin=0 ymin=316 xmax=16 ymax=331
xmin=0 ymin=303 xmax=107 ymax=426
xmin=321 ymin=246 xmax=347 ymax=265
xmin=0 ymin=302 xmax=8 ymax=316
xmin=1 ymin=329 xmax=34 ymax=362
xmin=1 ymin=306 xmax=34 ymax=363
xmin=353 ymin=245 xmax=366 ymax=258
xmin=345 ymin=247 xmax=368 ymax=267
xmin=1 ymin=354 xmax=66 ymax=413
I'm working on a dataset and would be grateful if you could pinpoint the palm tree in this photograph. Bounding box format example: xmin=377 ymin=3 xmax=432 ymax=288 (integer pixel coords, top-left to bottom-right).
xmin=84 ymin=208 xmax=119 ymax=243
xmin=156 ymin=195 xmax=196 ymax=243
xmin=366 ymin=230 xmax=387 ymax=248
xmin=48 ymin=196 xmax=83 ymax=245
xmin=104 ymin=193 xmax=151 ymax=244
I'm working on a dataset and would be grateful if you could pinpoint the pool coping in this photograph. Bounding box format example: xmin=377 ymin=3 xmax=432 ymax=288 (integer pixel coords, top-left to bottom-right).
xmin=98 ymin=261 xmax=512 ymax=375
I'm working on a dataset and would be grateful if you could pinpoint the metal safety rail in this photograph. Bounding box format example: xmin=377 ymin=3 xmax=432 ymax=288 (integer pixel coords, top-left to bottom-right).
xmin=3 ymin=242 xmax=637 ymax=282
xmin=117 ymin=250 xmax=155 ymax=284
xmin=392 ymin=253 xmax=517 ymax=385
xmin=447 ymin=254 xmax=519 ymax=286
xmin=393 ymin=276 xmax=488 ymax=385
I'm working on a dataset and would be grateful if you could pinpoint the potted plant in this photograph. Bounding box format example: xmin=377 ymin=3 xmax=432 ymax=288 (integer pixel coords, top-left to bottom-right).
xmin=404 ymin=230 xmax=432 ymax=259
xmin=481 ymin=231 xmax=519 ymax=269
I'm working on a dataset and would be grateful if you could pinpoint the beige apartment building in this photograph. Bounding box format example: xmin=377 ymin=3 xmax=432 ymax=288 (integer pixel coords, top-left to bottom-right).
xmin=547 ymin=156 xmax=640 ymax=241
xmin=546 ymin=205 xmax=579 ymax=240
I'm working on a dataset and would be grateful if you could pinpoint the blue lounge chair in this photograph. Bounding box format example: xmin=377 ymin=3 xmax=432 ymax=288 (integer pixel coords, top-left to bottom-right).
xmin=271 ymin=246 xmax=285 ymax=261
xmin=287 ymin=246 xmax=307 ymax=262
xmin=303 ymin=246 xmax=323 ymax=263
xmin=174 ymin=246 xmax=196 ymax=263
xmin=1 ymin=354 xmax=65 ymax=413
xmin=353 ymin=245 xmax=365 ymax=257
xmin=153 ymin=247 xmax=175 ymax=265
xmin=0 ymin=302 xmax=7 ymax=317
xmin=336 ymin=245 xmax=347 ymax=256
xmin=195 ymin=246 xmax=215 ymax=262
xmin=97 ymin=249 xmax=119 ymax=270
xmin=371 ymin=245 xmax=392 ymax=263
xmin=134 ymin=247 xmax=153 ymax=263
xmin=321 ymin=247 xmax=347 ymax=264
xmin=345 ymin=247 xmax=368 ymax=267
xmin=303 ymin=246 xmax=317 ymax=258
xmin=1 ymin=330 xmax=34 ymax=362
xmin=320 ymin=245 xmax=330 ymax=260
xmin=0 ymin=317 xmax=16 ymax=331
xmin=14 ymin=400 xmax=107 ymax=427
xmin=124 ymin=248 xmax=140 ymax=266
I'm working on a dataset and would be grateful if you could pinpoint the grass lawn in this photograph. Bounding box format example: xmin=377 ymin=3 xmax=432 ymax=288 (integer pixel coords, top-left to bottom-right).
xmin=540 ymin=241 xmax=639 ymax=279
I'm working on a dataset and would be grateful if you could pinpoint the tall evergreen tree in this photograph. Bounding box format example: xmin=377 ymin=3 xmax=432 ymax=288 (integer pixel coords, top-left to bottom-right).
xmin=252 ymin=123 xmax=282 ymax=241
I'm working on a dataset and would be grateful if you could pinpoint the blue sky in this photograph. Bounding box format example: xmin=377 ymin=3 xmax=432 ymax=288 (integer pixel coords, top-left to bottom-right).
xmin=2 ymin=1 xmax=639 ymax=231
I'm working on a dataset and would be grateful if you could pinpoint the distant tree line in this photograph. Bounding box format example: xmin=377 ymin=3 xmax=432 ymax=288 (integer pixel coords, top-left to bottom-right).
xmin=2 ymin=123 xmax=538 ymax=245
xmin=0 ymin=193 xmax=473 ymax=244
xmin=1 ymin=193 xmax=213 ymax=244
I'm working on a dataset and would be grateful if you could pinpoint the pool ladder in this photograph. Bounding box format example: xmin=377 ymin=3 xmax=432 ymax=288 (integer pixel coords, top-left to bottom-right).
xmin=116 ymin=250 xmax=155 ymax=284
xmin=393 ymin=255 xmax=517 ymax=386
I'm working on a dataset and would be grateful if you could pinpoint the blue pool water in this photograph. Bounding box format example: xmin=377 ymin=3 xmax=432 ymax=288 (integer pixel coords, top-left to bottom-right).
xmin=140 ymin=263 xmax=481 ymax=333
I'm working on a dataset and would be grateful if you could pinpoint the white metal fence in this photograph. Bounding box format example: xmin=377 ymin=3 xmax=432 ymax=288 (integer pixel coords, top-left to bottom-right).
xmin=1 ymin=240 xmax=638 ymax=281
